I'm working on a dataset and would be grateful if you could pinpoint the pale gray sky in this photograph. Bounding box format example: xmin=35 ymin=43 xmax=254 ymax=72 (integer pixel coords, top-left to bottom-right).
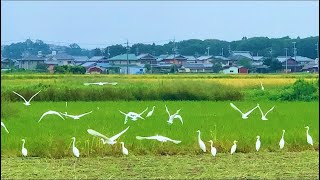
xmin=1 ymin=1 xmax=319 ymax=49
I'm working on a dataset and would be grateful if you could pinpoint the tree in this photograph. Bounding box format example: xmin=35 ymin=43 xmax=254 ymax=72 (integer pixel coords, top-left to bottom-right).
xmin=263 ymin=58 xmax=282 ymax=72
xmin=170 ymin=64 xmax=178 ymax=73
xmin=212 ymin=63 xmax=222 ymax=73
xmin=144 ymin=64 xmax=151 ymax=73
xmin=237 ymin=59 xmax=252 ymax=69
xmin=35 ymin=63 xmax=48 ymax=72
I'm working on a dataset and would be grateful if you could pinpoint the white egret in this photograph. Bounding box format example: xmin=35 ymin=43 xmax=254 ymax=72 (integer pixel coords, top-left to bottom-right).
xmin=305 ymin=126 xmax=313 ymax=146
xmin=119 ymin=108 xmax=148 ymax=124
xmin=230 ymin=140 xmax=237 ymax=154
xmin=12 ymin=90 xmax=41 ymax=106
xmin=120 ymin=142 xmax=128 ymax=156
xmin=136 ymin=135 xmax=181 ymax=144
xmin=165 ymin=105 xmax=183 ymax=125
xmin=60 ymin=111 xmax=93 ymax=120
xmin=65 ymin=101 xmax=68 ymax=107
xmin=87 ymin=126 xmax=130 ymax=145
xmin=230 ymin=103 xmax=258 ymax=119
xmin=208 ymin=140 xmax=217 ymax=157
xmin=260 ymin=81 xmax=265 ymax=91
xmin=256 ymin=136 xmax=261 ymax=151
xmin=71 ymin=137 xmax=80 ymax=158
xmin=196 ymin=130 xmax=206 ymax=152
xmin=257 ymin=104 xmax=275 ymax=120
xmin=279 ymin=130 xmax=285 ymax=149
xmin=1 ymin=121 xmax=9 ymax=133
xmin=21 ymin=139 xmax=28 ymax=157
xmin=146 ymin=106 xmax=155 ymax=118
xmin=38 ymin=110 xmax=65 ymax=123
xmin=84 ymin=82 xmax=117 ymax=86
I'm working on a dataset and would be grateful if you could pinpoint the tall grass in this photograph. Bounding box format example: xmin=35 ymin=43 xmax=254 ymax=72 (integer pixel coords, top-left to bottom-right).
xmin=1 ymin=101 xmax=318 ymax=158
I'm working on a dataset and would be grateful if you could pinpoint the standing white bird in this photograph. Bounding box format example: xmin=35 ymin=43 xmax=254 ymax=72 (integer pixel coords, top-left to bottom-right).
xmin=87 ymin=126 xmax=130 ymax=145
xmin=119 ymin=108 xmax=148 ymax=124
xmin=165 ymin=105 xmax=183 ymax=125
xmin=1 ymin=121 xmax=9 ymax=133
xmin=65 ymin=101 xmax=68 ymax=107
xmin=21 ymin=139 xmax=28 ymax=157
xmin=230 ymin=103 xmax=258 ymax=119
xmin=196 ymin=130 xmax=206 ymax=152
xmin=279 ymin=130 xmax=285 ymax=149
xmin=146 ymin=106 xmax=155 ymax=118
xmin=71 ymin=137 xmax=80 ymax=158
xmin=60 ymin=111 xmax=93 ymax=120
xmin=230 ymin=140 xmax=238 ymax=154
xmin=38 ymin=110 xmax=65 ymax=123
xmin=208 ymin=140 xmax=217 ymax=157
xmin=84 ymin=82 xmax=109 ymax=86
xmin=136 ymin=135 xmax=181 ymax=144
xmin=120 ymin=142 xmax=128 ymax=155
xmin=260 ymin=81 xmax=265 ymax=91
xmin=12 ymin=90 xmax=41 ymax=106
xmin=305 ymin=126 xmax=313 ymax=146
xmin=256 ymin=136 xmax=261 ymax=151
xmin=257 ymin=104 xmax=275 ymax=120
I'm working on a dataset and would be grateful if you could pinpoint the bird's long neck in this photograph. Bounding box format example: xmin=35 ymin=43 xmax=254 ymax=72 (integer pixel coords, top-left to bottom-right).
xmin=22 ymin=141 xmax=25 ymax=149
xmin=72 ymin=138 xmax=76 ymax=148
xmin=198 ymin=132 xmax=201 ymax=140
xmin=121 ymin=143 xmax=124 ymax=149
xmin=210 ymin=141 xmax=213 ymax=148
xmin=306 ymin=128 xmax=309 ymax=135
xmin=282 ymin=131 xmax=285 ymax=138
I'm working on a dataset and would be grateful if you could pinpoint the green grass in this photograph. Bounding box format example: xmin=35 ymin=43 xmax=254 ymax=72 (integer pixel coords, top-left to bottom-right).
xmin=1 ymin=152 xmax=319 ymax=179
xmin=1 ymin=101 xmax=318 ymax=158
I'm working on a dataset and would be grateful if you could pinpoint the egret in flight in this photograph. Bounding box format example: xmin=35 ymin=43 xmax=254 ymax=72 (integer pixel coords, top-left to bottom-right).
xmin=120 ymin=142 xmax=128 ymax=156
xmin=257 ymin=104 xmax=275 ymax=120
xmin=136 ymin=135 xmax=181 ymax=144
xmin=87 ymin=126 xmax=130 ymax=145
xmin=305 ymin=126 xmax=313 ymax=146
xmin=71 ymin=137 xmax=80 ymax=158
xmin=21 ymin=139 xmax=28 ymax=157
xmin=119 ymin=108 xmax=148 ymax=124
xmin=165 ymin=105 xmax=183 ymax=125
xmin=38 ymin=110 xmax=65 ymax=123
xmin=208 ymin=140 xmax=217 ymax=156
xmin=196 ymin=130 xmax=206 ymax=152
xmin=256 ymin=136 xmax=261 ymax=151
xmin=230 ymin=140 xmax=237 ymax=154
xmin=279 ymin=130 xmax=285 ymax=149
xmin=230 ymin=103 xmax=258 ymax=119
xmin=1 ymin=121 xmax=9 ymax=133
xmin=12 ymin=90 xmax=41 ymax=106
xmin=60 ymin=111 xmax=93 ymax=120
xmin=84 ymin=82 xmax=117 ymax=86
xmin=146 ymin=106 xmax=155 ymax=118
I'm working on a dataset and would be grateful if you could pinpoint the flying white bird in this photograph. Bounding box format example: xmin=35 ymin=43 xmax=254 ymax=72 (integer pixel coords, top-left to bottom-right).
xmin=305 ymin=126 xmax=313 ymax=146
xmin=196 ymin=130 xmax=206 ymax=152
xmin=38 ymin=110 xmax=65 ymax=123
xmin=1 ymin=121 xmax=9 ymax=133
xmin=12 ymin=90 xmax=41 ymax=106
xmin=146 ymin=106 xmax=155 ymax=118
xmin=230 ymin=103 xmax=258 ymax=119
xmin=260 ymin=81 xmax=265 ymax=91
xmin=279 ymin=130 xmax=285 ymax=149
xmin=256 ymin=136 xmax=261 ymax=151
xmin=21 ymin=139 xmax=28 ymax=157
xmin=257 ymin=104 xmax=275 ymax=120
xmin=165 ymin=105 xmax=183 ymax=125
xmin=87 ymin=126 xmax=130 ymax=145
xmin=120 ymin=142 xmax=128 ymax=156
xmin=84 ymin=82 xmax=117 ymax=86
xmin=119 ymin=108 xmax=148 ymax=124
xmin=136 ymin=135 xmax=181 ymax=144
xmin=208 ymin=140 xmax=217 ymax=156
xmin=71 ymin=137 xmax=80 ymax=158
xmin=60 ymin=111 xmax=93 ymax=120
xmin=230 ymin=140 xmax=238 ymax=154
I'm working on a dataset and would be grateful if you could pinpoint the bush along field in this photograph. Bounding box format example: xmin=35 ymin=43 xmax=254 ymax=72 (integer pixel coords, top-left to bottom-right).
xmin=0 ymin=74 xmax=319 ymax=158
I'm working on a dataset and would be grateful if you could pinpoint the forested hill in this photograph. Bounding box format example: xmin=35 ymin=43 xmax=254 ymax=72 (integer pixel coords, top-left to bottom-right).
xmin=1 ymin=36 xmax=319 ymax=59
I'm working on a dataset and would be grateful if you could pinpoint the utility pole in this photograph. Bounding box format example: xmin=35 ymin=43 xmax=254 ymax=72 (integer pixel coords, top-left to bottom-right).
xmin=107 ymin=47 xmax=110 ymax=59
xmin=292 ymin=42 xmax=297 ymax=61
xmin=316 ymin=43 xmax=319 ymax=73
xmin=172 ymin=37 xmax=177 ymax=65
xmin=269 ymin=47 xmax=273 ymax=59
xmin=126 ymin=40 xmax=129 ymax=75
xmin=221 ymin=48 xmax=224 ymax=57
xmin=206 ymin=47 xmax=210 ymax=56
xmin=228 ymin=44 xmax=231 ymax=55
xmin=285 ymin=48 xmax=288 ymax=74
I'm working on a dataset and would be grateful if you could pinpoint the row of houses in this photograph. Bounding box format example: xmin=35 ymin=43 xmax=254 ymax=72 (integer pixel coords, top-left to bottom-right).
xmin=1 ymin=50 xmax=318 ymax=74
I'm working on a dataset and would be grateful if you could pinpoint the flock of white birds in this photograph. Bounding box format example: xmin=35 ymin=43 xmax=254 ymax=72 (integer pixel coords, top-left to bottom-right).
xmin=0 ymin=81 xmax=315 ymax=158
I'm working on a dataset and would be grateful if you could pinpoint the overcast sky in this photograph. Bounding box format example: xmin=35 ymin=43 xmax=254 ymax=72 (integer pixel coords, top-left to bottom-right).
xmin=1 ymin=1 xmax=319 ymax=49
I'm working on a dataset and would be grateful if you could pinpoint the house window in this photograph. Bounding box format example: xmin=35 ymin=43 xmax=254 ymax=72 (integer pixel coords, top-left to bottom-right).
xmin=230 ymin=70 xmax=234 ymax=72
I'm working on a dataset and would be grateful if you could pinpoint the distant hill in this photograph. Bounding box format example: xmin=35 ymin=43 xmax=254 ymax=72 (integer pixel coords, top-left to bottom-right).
xmin=1 ymin=36 xmax=319 ymax=59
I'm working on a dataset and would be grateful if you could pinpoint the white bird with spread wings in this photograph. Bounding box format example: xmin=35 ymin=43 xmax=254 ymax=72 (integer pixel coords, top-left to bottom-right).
xmin=60 ymin=111 xmax=93 ymax=120
xmin=87 ymin=126 xmax=130 ymax=145
xmin=136 ymin=134 xmax=181 ymax=144
xmin=12 ymin=90 xmax=41 ymax=106
xmin=230 ymin=103 xmax=258 ymax=119
xmin=165 ymin=105 xmax=183 ymax=125
xmin=119 ymin=107 xmax=148 ymax=124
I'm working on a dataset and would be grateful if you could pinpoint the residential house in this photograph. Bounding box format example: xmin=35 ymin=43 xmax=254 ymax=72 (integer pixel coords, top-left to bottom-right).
xmin=279 ymin=57 xmax=303 ymax=72
xmin=87 ymin=66 xmax=104 ymax=74
xmin=301 ymin=63 xmax=318 ymax=73
xmin=180 ymin=63 xmax=213 ymax=73
xmin=229 ymin=51 xmax=253 ymax=61
xmin=73 ymin=56 xmax=89 ymax=65
xmin=17 ymin=51 xmax=46 ymax=70
xmin=196 ymin=56 xmax=213 ymax=64
xmin=1 ymin=57 xmax=17 ymax=69
xmin=223 ymin=66 xmax=239 ymax=74
xmin=81 ymin=62 xmax=97 ymax=71
xmin=238 ymin=66 xmax=249 ymax=74
xmin=294 ymin=56 xmax=314 ymax=65
xmin=212 ymin=56 xmax=232 ymax=67
xmin=88 ymin=56 xmax=108 ymax=63
xmin=108 ymin=54 xmax=138 ymax=65
xmin=252 ymin=56 xmax=264 ymax=66
xmin=184 ymin=56 xmax=197 ymax=64
xmin=158 ymin=54 xmax=187 ymax=65
xmin=136 ymin=53 xmax=157 ymax=65
xmin=51 ymin=53 xmax=75 ymax=66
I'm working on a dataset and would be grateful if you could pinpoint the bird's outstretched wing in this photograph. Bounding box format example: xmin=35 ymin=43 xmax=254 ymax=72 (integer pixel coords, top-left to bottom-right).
xmin=109 ymin=126 xmax=130 ymax=142
xmin=77 ymin=111 xmax=93 ymax=118
xmin=165 ymin=137 xmax=181 ymax=144
xmin=136 ymin=136 xmax=156 ymax=140
xmin=264 ymin=106 xmax=275 ymax=116
xmin=38 ymin=110 xmax=65 ymax=123
xmin=28 ymin=90 xmax=41 ymax=102
xmin=83 ymin=83 xmax=91 ymax=86
xmin=173 ymin=114 xmax=183 ymax=124
xmin=165 ymin=105 xmax=171 ymax=117
xmin=87 ymin=129 xmax=110 ymax=141
xmin=230 ymin=103 xmax=243 ymax=114
xmin=243 ymin=105 xmax=259 ymax=116
xmin=119 ymin=110 xmax=127 ymax=116
xmin=12 ymin=91 xmax=28 ymax=103
xmin=1 ymin=122 xmax=9 ymax=133
xmin=139 ymin=107 xmax=148 ymax=116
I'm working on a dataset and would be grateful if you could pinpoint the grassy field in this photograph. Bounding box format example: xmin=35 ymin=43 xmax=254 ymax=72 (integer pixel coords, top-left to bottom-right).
xmin=1 ymin=152 xmax=319 ymax=179
xmin=1 ymin=101 xmax=318 ymax=157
